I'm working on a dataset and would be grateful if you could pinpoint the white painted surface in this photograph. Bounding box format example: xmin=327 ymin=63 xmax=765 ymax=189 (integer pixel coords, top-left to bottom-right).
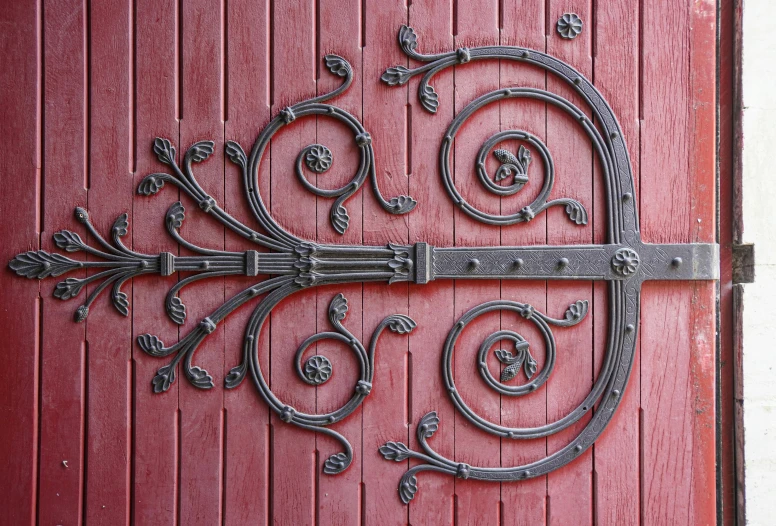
xmin=742 ymin=1 xmax=776 ymax=524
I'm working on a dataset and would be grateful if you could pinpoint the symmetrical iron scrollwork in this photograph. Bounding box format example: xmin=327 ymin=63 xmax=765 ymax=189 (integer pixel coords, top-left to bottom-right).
xmin=9 ymin=25 xmax=718 ymax=504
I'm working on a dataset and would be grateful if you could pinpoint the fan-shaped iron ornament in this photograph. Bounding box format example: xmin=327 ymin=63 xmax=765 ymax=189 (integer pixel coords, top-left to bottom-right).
xmin=9 ymin=25 xmax=718 ymax=503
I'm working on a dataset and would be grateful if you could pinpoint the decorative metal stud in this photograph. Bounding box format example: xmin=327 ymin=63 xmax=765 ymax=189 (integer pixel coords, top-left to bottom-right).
xmin=557 ymin=13 xmax=583 ymax=40
xmin=304 ymin=144 xmax=333 ymax=173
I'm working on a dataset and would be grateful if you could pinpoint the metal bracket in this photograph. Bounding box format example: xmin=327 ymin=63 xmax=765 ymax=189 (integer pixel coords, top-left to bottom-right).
xmin=8 ymin=25 xmax=719 ymax=503
xmin=733 ymin=242 xmax=755 ymax=284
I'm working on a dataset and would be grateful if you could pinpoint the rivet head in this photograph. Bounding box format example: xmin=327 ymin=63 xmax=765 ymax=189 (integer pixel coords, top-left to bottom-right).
xmin=671 ymin=257 xmax=682 ymax=267
xmin=513 ymin=258 xmax=524 ymax=269
xmin=622 ymin=192 xmax=632 ymax=202
xmin=574 ymin=444 xmax=583 ymax=452
xmin=625 ymin=324 xmax=635 ymax=333
xmin=558 ymin=257 xmax=569 ymax=269
xmin=612 ymin=389 xmax=621 ymax=398
xmin=610 ymin=132 xmax=619 ymax=140
xmin=468 ymin=258 xmax=480 ymax=270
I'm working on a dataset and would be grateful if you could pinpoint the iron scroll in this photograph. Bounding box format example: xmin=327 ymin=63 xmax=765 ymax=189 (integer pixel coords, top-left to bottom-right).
xmin=9 ymin=26 xmax=718 ymax=503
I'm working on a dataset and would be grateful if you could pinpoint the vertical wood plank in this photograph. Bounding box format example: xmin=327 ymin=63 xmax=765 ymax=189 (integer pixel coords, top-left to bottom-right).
xmin=316 ymin=0 xmax=364 ymax=522
xmin=499 ymin=1 xmax=549 ymax=524
xmin=406 ymin=0 xmax=455 ymax=524
xmin=361 ymin=0 xmax=410 ymax=522
xmin=0 ymin=2 xmax=41 ymax=524
xmin=545 ymin=1 xmax=594 ymax=524
xmin=132 ymin=0 xmax=180 ymax=523
xmin=38 ymin=0 xmax=88 ymax=522
xmin=269 ymin=0 xmax=318 ymax=523
xmin=453 ymin=2 xmax=502 ymax=524
xmin=640 ymin=0 xmax=716 ymax=523
xmin=223 ymin=0 xmax=271 ymax=523
xmin=85 ymin=0 xmax=133 ymax=522
xmin=177 ymin=0 xmax=226 ymax=523
xmin=591 ymin=1 xmax=641 ymax=524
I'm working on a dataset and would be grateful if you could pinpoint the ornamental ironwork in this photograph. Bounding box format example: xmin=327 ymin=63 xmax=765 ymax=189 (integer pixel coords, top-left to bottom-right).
xmin=9 ymin=25 xmax=718 ymax=504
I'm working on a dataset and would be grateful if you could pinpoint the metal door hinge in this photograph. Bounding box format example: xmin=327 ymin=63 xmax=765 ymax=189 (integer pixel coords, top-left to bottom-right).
xmin=733 ymin=243 xmax=755 ymax=283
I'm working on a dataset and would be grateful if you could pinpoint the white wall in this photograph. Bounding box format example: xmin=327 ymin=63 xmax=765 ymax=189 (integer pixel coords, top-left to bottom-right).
xmin=742 ymin=1 xmax=776 ymax=524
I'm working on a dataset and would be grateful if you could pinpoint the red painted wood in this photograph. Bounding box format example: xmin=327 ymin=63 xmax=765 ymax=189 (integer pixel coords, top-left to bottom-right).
xmin=499 ymin=2 xmax=549 ymax=524
xmin=177 ymin=0 xmax=227 ymax=523
xmin=361 ymin=0 xmax=410 ymax=523
xmin=223 ymin=0 xmax=272 ymax=524
xmin=453 ymin=2 xmax=502 ymax=524
xmin=640 ymin=0 xmax=717 ymax=524
xmin=545 ymin=2 xmax=594 ymax=524
xmin=315 ymin=0 xmax=364 ymax=522
xmin=268 ymin=0 xmax=318 ymax=523
xmin=132 ymin=0 xmax=180 ymax=523
xmin=0 ymin=2 xmax=725 ymax=523
xmin=38 ymin=1 xmax=88 ymax=523
xmin=84 ymin=1 xmax=133 ymax=523
xmin=0 ymin=2 xmax=41 ymax=524
xmin=407 ymin=0 xmax=456 ymax=523
xmin=591 ymin=1 xmax=641 ymax=524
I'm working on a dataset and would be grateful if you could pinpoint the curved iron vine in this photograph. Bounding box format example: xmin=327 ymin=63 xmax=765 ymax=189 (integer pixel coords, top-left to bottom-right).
xmin=8 ymin=27 xmax=718 ymax=503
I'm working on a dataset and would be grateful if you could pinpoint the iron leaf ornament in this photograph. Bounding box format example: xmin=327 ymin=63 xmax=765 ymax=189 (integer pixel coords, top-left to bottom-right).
xmin=9 ymin=27 xmax=718 ymax=504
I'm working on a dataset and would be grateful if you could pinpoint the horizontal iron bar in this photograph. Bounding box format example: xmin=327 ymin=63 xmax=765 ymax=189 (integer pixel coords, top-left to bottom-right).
xmin=425 ymin=243 xmax=719 ymax=282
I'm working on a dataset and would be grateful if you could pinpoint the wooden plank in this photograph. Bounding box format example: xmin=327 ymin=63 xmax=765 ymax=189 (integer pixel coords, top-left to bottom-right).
xmin=361 ymin=0 xmax=410 ymax=522
xmin=406 ymin=0 xmax=455 ymax=523
xmin=223 ymin=0 xmax=272 ymax=523
xmin=37 ymin=0 xmax=88 ymax=523
xmin=268 ymin=0 xmax=318 ymax=523
xmin=499 ymin=2 xmax=549 ymax=524
xmin=543 ymin=2 xmax=595 ymax=525
xmin=591 ymin=1 xmax=641 ymax=524
xmin=315 ymin=0 xmax=364 ymax=522
xmin=452 ymin=2 xmax=502 ymax=524
xmin=640 ymin=0 xmax=716 ymax=523
xmin=131 ymin=0 xmax=180 ymax=523
xmin=84 ymin=0 xmax=133 ymax=522
xmin=0 ymin=2 xmax=41 ymax=524
xmin=177 ymin=0 xmax=226 ymax=523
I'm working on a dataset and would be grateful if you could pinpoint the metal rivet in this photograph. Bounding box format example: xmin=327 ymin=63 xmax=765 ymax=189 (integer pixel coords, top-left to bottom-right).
xmin=558 ymin=257 xmax=569 ymax=268
xmin=201 ymin=261 xmax=209 ymax=270
xmin=625 ymin=324 xmax=635 ymax=333
xmin=513 ymin=258 xmax=524 ymax=268
xmin=671 ymin=257 xmax=682 ymax=267
xmin=469 ymin=258 xmax=480 ymax=270
xmin=610 ymin=132 xmax=618 ymax=140
xmin=574 ymin=444 xmax=582 ymax=452
xmin=612 ymin=389 xmax=621 ymax=398
xmin=573 ymin=78 xmax=581 ymax=85
xmin=622 ymin=192 xmax=632 ymax=202
xmin=521 ymin=50 xmax=529 ymax=58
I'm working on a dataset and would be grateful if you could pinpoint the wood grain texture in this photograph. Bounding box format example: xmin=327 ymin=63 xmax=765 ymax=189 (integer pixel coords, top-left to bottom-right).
xmin=591 ymin=1 xmax=641 ymax=524
xmin=38 ymin=0 xmax=88 ymax=523
xmin=361 ymin=0 xmax=410 ymax=524
xmin=268 ymin=0 xmax=318 ymax=523
xmin=0 ymin=1 xmax=725 ymax=524
xmin=545 ymin=1 xmax=594 ymax=524
xmin=177 ymin=1 xmax=226 ymax=523
xmin=453 ymin=2 xmax=502 ymax=524
xmin=84 ymin=0 xmax=133 ymax=523
xmin=223 ymin=0 xmax=271 ymax=523
xmin=0 ymin=2 xmax=40 ymax=525
xmin=407 ymin=0 xmax=455 ymax=523
xmin=132 ymin=0 xmax=180 ymax=523
xmin=640 ymin=0 xmax=717 ymax=524
xmin=315 ymin=0 xmax=364 ymax=522
xmin=500 ymin=2 xmax=549 ymax=524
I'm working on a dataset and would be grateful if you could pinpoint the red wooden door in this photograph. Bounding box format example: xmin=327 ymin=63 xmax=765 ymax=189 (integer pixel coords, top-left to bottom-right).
xmin=0 ymin=1 xmax=724 ymax=525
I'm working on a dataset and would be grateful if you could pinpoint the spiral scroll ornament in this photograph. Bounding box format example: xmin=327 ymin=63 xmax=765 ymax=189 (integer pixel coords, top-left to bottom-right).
xmin=8 ymin=25 xmax=719 ymax=501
